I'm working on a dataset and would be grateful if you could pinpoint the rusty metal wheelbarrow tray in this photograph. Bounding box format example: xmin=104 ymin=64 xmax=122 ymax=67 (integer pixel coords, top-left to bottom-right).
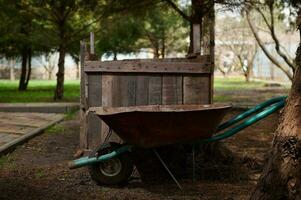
xmin=89 ymin=104 xmax=232 ymax=148
xmin=70 ymin=96 xmax=287 ymax=175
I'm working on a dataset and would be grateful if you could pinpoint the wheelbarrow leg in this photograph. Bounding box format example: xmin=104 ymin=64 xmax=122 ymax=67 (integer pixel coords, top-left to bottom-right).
xmin=153 ymin=149 xmax=182 ymax=190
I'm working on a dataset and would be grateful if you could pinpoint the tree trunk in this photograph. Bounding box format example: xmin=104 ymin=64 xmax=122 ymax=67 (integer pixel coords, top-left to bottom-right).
xmin=188 ymin=22 xmax=194 ymax=54
xmin=113 ymin=52 xmax=117 ymax=61
xmin=76 ymin=62 xmax=80 ymax=80
xmin=161 ymin=32 xmax=166 ymax=59
xmin=153 ymin=47 xmax=160 ymax=59
xmin=245 ymin=64 xmax=253 ymax=83
xmin=19 ymin=48 xmax=28 ymax=91
xmin=9 ymin=59 xmax=15 ymax=81
xmin=48 ymin=70 xmax=52 ymax=80
xmin=250 ymin=24 xmax=301 ymax=200
xmin=25 ymin=48 xmax=32 ymax=87
xmin=244 ymin=73 xmax=250 ymax=82
xmin=54 ymin=44 xmax=66 ymax=100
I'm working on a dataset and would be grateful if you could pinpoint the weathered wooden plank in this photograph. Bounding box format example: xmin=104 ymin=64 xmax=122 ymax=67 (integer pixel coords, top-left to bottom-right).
xmin=0 ymin=114 xmax=64 ymax=156
xmin=102 ymin=74 xmax=137 ymax=144
xmin=80 ymin=41 xmax=88 ymax=149
xmin=0 ymin=118 xmax=45 ymax=127
xmin=84 ymin=60 xmax=211 ymax=74
xmin=101 ymin=74 xmax=115 ymax=144
xmin=162 ymin=75 xmax=183 ymax=105
xmin=176 ymin=76 xmax=183 ymax=104
xmin=87 ymin=73 xmax=102 ymax=149
xmin=122 ymin=55 xmax=209 ymax=63
xmin=148 ymin=75 xmax=162 ymax=105
xmin=0 ymin=125 xmax=34 ymax=135
xmin=193 ymin=24 xmax=201 ymax=53
xmin=183 ymin=75 xmax=210 ymax=104
xmin=118 ymin=75 xmax=137 ymax=106
xmin=136 ymin=76 xmax=149 ymax=105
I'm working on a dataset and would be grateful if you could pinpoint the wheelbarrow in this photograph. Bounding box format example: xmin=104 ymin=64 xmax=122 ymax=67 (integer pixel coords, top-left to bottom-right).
xmin=69 ymin=96 xmax=287 ymax=189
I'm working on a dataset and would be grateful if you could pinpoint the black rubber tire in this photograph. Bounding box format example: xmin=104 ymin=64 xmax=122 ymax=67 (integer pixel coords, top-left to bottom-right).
xmin=88 ymin=143 xmax=134 ymax=186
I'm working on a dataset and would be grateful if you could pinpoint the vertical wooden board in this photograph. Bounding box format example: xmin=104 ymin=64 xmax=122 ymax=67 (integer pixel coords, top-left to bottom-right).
xmin=101 ymin=74 xmax=114 ymax=107
xmin=148 ymin=75 xmax=162 ymax=105
xmin=202 ymin=11 xmax=215 ymax=103
xmin=176 ymin=76 xmax=183 ymax=104
xmin=87 ymin=73 xmax=102 ymax=149
xmin=80 ymin=42 xmax=87 ymax=149
xmin=116 ymin=74 xmax=137 ymax=107
xmin=88 ymin=73 xmax=102 ymax=107
xmin=136 ymin=75 xmax=149 ymax=105
xmin=111 ymin=75 xmax=122 ymax=106
xmin=162 ymin=75 xmax=183 ymax=105
xmin=183 ymin=75 xmax=210 ymax=104
xmin=107 ymin=74 xmax=137 ymax=143
xmin=101 ymin=74 xmax=113 ymax=144
xmin=193 ymin=24 xmax=201 ymax=53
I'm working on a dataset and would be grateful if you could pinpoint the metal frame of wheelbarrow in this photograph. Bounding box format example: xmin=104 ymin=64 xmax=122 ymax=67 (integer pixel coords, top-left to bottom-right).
xmin=69 ymin=96 xmax=287 ymax=188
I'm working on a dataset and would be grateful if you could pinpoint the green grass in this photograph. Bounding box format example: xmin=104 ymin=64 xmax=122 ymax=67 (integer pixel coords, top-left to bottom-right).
xmin=45 ymin=124 xmax=65 ymax=135
xmin=214 ymin=77 xmax=265 ymax=91
xmin=214 ymin=76 xmax=290 ymax=91
xmin=214 ymin=76 xmax=290 ymax=103
xmin=0 ymin=80 xmax=80 ymax=103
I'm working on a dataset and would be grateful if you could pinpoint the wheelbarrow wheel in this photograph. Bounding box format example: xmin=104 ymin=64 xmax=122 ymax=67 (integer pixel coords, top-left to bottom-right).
xmin=88 ymin=143 xmax=133 ymax=186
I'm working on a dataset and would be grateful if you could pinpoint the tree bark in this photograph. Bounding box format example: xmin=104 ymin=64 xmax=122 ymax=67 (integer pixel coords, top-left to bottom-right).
xmin=153 ymin=47 xmax=160 ymax=59
xmin=250 ymin=24 xmax=301 ymax=200
xmin=113 ymin=52 xmax=117 ymax=61
xmin=19 ymin=48 xmax=28 ymax=91
xmin=54 ymin=44 xmax=66 ymax=100
xmin=25 ymin=47 xmax=32 ymax=87
xmin=9 ymin=59 xmax=15 ymax=81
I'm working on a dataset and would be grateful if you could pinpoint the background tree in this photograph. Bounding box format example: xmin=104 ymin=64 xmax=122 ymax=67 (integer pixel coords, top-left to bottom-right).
xmin=246 ymin=1 xmax=296 ymax=81
xmin=0 ymin=0 xmax=42 ymax=91
xmin=138 ymin=5 xmax=189 ymax=58
xmin=31 ymin=0 xmax=97 ymax=100
xmin=216 ymin=15 xmax=258 ymax=82
xmin=96 ymin=13 xmax=143 ymax=60
xmin=38 ymin=52 xmax=58 ymax=80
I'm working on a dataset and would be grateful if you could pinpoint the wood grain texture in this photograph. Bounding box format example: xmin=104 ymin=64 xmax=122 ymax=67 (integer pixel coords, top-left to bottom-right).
xmin=162 ymin=75 xmax=183 ymax=105
xmin=136 ymin=76 xmax=149 ymax=105
xmin=87 ymin=74 xmax=102 ymax=149
xmin=101 ymin=74 xmax=123 ymax=143
xmin=183 ymin=75 xmax=210 ymax=104
xmin=84 ymin=59 xmax=211 ymax=74
xmin=148 ymin=75 xmax=162 ymax=105
xmin=0 ymin=112 xmax=64 ymax=156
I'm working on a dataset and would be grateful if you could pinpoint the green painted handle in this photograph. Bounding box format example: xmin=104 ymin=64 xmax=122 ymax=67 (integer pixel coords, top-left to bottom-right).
xmin=200 ymin=96 xmax=287 ymax=143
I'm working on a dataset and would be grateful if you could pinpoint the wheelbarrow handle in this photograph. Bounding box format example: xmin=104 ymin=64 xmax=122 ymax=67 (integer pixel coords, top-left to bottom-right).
xmin=199 ymin=96 xmax=287 ymax=144
xmin=217 ymin=96 xmax=287 ymax=132
xmin=69 ymin=145 xmax=132 ymax=169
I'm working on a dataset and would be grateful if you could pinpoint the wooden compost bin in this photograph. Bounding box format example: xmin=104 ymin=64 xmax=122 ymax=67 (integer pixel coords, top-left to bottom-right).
xmin=80 ymin=55 xmax=214 ymax=150
xmin=80 ymin=4 xmax=216 ymax=151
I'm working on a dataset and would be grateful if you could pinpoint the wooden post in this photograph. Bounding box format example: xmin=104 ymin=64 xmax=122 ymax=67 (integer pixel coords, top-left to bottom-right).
xmin=192 ymin=24 xmax=201 ymax=54
xmin=90 ymin=32 xmax=95 ymax=55
xmin=80 ymin=40 xmax=88 ymax=149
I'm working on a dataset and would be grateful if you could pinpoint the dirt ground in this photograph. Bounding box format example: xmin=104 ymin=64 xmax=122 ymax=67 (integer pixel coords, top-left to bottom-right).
xmin=0 ymin=110 xmax=279 ymax=200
